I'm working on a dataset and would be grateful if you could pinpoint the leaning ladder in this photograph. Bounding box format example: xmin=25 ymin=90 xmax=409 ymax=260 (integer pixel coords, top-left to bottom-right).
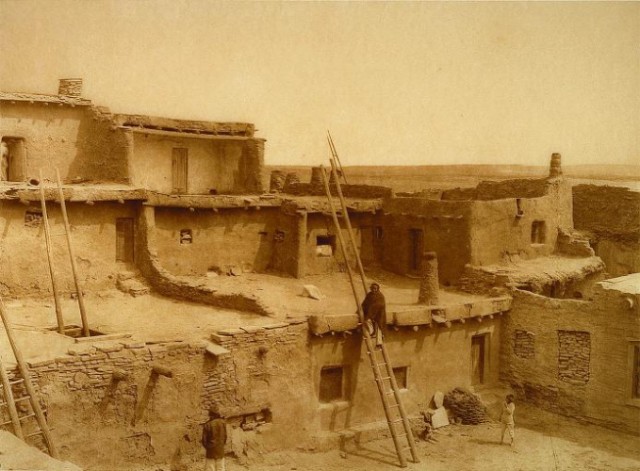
xmin=0 ymin=296 xmax=58 ymax=458
xmin=320 ymin=162 xmax=419 ymax=468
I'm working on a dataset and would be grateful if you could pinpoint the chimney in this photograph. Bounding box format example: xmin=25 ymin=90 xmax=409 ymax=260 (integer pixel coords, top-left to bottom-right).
xmin=58 ymin=78 xmax=83 ymax=97
xmin=418 ymin=252 xmax=439 ymax=305
xmin=549 ymin=153 xmax=562 ymax=178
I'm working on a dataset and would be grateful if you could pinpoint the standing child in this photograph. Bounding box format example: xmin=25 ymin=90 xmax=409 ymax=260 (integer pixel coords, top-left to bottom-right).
xmin=500 ymin=394 xmax=516 ymax=447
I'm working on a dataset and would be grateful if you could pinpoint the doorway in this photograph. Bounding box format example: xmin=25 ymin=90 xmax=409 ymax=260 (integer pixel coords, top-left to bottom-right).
xmin=471 ymin=334 xmax=487 ymax=386
xmin=116 ymin=218 xmax=134 ymax=263
xmin=408 ymin=228 xmax=423 ymax=274
xmin=1 ymin=137 xmax=26 ymax=182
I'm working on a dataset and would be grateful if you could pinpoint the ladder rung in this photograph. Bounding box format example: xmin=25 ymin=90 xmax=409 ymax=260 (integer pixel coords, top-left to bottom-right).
xmin=389 ymin=419 xmax=403 ymax=424
xmin=379 ymin=376 xmax=391 ymax=381
xmin=25 ymin=430 xmax=44 ymax=438
xmin=9 ymin=379 xmax=24 ymax=385
xmin=0 ymin=419 xmax=15 ymax=425
xmin=14 ymin=396 xmax=31 ymax=402
xmin=18 ymin=413 xmax=36 ymax=421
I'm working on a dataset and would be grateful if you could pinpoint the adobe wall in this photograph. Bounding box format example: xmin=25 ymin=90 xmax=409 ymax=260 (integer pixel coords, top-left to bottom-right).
xmin=130 ymin=135 xmax=264 ymax=194
xmin=311 ymin=319 xmax=502 ymax=432
xmin=153 ymin=206 xmax=281 ymax=276
xmin=0 ymin=200 xmax=137 ymax=297
xmin=0 ymin=103 xmax=129 ymax=183
xmin=573 ymin=185 xmax=640 ymax=276
xmin=381 ymin=198 xmax=472 ymax=285
xmin=304 ymin=212 xmax=379 ymax=276
xmin=469 ymin=180 xmax=573 ymax=266
xmin=501 ymin=288 xmax=640 ymax=434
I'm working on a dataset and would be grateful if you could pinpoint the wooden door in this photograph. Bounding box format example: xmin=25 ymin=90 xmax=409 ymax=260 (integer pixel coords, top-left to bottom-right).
xmin=172 ymin=148 xmax=188 ymax=194
xmin=471 ymin=335 xmax=486 ymax=385
xmin=116 ymin=218 xmax=134 ymax=263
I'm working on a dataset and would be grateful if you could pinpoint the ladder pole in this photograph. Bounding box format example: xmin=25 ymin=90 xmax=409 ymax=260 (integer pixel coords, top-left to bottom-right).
xmin=0 ymin=352 xmax=24 ymax=439
xmin=319 ymin=166 xmax=363 ymax=319
xmin=39 ymin=172 xmax=65 ymax=335
xmin=55 ymin=169 xmax=90 ymax=337
xmin=320 ymin=166 xmax=408 ymax=468
xmin=329 ymin=159 xmax=368 ymax=292
xmin=329 ymin=160 xmax=420 ymax=464
xmin=0 ymin=296 xmax=59 ymax=458
xmin=380 ymin=343 xmax=421 ymax=463
xmin=327 ymin=131 xmax=348 ymax=184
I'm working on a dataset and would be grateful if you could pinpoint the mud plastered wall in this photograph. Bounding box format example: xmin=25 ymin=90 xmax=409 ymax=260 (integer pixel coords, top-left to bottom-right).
xmin=573 ymin=185 xmax=640 ymax=276
xmin=469 ymin=180 xmax=573 ymax=266
xmin=304 ymin=213 xmax=379 ymax=276
xmin=130 ymin=135 xmax=263 ymax=194
xmin=0 ymin=103 xmax=128 ymax=183
xmin=500 ymin=288 xmax=640 ymax=434
xmin=381 ymin=198 xmax=472 ymax=285
xmin=153 ymin=206 xmax=281 ymax=276
xmin=310 ymin=320 xmax=501 ymax=432
xmin=0 ymin=200 xmax=137 ymax=296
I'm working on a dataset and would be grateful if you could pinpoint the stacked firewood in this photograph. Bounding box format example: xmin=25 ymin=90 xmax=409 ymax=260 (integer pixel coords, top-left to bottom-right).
xmin=443 ymin=387 xmax=488 ymax=425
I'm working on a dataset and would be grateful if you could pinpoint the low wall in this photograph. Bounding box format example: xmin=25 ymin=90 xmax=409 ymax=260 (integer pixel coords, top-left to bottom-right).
xmin=135 ymin=206 xmax=273 ymax=315
xmin=283 ymin=182 xmax=392 ymax=199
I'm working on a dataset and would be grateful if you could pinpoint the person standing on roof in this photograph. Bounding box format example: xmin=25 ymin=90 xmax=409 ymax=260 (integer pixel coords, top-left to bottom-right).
xmin=361 ymin=283 xmax=386 ymax=346
xmin=202 ymin=406 xmax=227 ymax=471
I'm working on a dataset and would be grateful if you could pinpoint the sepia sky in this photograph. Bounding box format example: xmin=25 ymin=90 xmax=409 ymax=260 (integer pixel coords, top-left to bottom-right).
xmin=0 ymin=1 xmax=638 ymax=167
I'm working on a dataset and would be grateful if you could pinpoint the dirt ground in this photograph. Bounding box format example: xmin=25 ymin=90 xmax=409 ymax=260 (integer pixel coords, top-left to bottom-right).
xmin=127 ymin=404 xmax=639 ymax=471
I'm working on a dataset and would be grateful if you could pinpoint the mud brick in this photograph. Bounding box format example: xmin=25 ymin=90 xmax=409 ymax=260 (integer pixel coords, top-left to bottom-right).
xmin=123 ymin=341 xmax=146 ymax=349
xmin=27 ymin=358 xmax=56 ymax=368
xmin=96 ymin=344 xmax=124 ymax=353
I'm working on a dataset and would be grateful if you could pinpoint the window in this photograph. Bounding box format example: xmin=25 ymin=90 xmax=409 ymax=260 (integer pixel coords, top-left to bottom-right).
xmin=180 ymin=229 xmax=192 ymax=245
xmin=319 ymin=366 xmax=344 ymax=403
xmin=558 ymin=331 xmax=590 ymax=385
xmin=393 ymin=366 xmax=408 ymax=390
xmin=316 ymin=235 xmax=335 ymax=257
xmin=633 ymin=344 xmax=640 ymax=399
xmin=24 ymin=210 xmax=43 ymax=228
xmin=514 ymin=330 xmax=535 ymax=359
xmin=531 ymin=220 xmax=546 ymax=244
xmin=1 ymin=137 xmax=26 ymax=182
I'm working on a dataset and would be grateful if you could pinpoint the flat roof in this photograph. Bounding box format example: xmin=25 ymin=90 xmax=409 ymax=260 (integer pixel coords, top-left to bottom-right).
xmin=0 ymin=91 xmax=92 ymax=106
xmin=598 ymin=273 xmax=640 ymax=295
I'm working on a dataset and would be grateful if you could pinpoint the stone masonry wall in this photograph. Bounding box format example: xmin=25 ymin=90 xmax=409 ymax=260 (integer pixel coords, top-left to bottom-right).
xmin=501 ymin=288 xmax=640 ymax=434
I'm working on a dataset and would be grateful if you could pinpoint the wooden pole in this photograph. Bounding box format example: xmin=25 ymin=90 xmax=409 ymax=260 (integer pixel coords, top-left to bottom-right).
xmin=327 ymin=131 xmax=348 ymax=184
xmin=55 ymin=169 xmax=90 ymax=337
xmin=329 ymin=159 xmax=368 ymax=293
xmin=0 ymin=296 xmax=59 ymax=458
xmin=0 ymin=351 xmax=24 ymax=439
xmin=329 ymin=160 xmax=420 ymax=465
xmin=38 ymin=171 xmax=65 ymax=335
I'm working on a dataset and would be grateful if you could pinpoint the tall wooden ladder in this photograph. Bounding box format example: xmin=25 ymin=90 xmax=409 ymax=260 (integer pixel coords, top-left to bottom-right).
xmin=0 ymin=296 xmax=59 ymax=458
xmin=320 ymin=161 xmax=419 ymax=468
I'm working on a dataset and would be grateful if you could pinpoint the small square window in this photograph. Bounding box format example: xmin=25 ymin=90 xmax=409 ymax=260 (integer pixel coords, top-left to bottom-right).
xmin=393 ymin=366 xmax=408 ymax=390
xmin=180 ymin=229 xmax=192 ymax=245
xmin=319 ymin=366 xmax=344 ymax=403
xmin=24 ymin=210 xmax=43 ymax=228
xmin=316 ymin=235 xmax=336 ymax=257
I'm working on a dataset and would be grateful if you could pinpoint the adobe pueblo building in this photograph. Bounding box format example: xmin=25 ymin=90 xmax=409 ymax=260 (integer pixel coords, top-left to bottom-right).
xmin=0 ymin=79 xmax=638 ymax=469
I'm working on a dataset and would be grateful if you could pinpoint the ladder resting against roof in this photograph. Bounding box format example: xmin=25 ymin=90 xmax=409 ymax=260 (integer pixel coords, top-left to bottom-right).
xmin=320 ymin=161 xmax=419 ymax=468
xmin=0 ymin=296 xmax=58 ymax=458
